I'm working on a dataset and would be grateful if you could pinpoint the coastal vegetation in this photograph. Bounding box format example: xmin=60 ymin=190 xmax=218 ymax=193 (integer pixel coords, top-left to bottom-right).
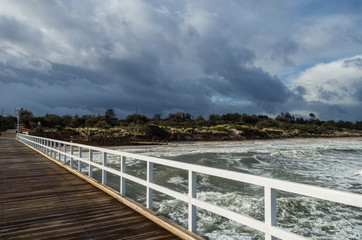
xmin=2 ymin=108 xmax=362 ymax=141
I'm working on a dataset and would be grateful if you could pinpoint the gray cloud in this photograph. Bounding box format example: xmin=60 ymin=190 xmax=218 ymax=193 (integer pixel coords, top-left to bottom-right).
xmin=343 ymin=57 xmax=362 ymax=68
xmin=353 ymin=82 xmax=362 ymax=102
xmin=0 ymin=16 xmax=43 ymax=47
xmin=1 ymin=0 xmax=362 ymax=121
xmin=198 ymin=42 xmax=292 ymax=105
xmin=272 ymin=37 xmax=299 ymax=67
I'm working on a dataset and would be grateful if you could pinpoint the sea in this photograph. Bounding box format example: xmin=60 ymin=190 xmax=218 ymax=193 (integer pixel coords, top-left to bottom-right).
xmin=102 ymin=139 xmax=362 ymax=240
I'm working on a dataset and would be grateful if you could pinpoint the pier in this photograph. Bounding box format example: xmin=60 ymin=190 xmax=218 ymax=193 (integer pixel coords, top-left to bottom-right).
xmin=2 ymin=130 xmax=362 ymax=239
xmin=0 ymin=130 xmax=200 ymax=239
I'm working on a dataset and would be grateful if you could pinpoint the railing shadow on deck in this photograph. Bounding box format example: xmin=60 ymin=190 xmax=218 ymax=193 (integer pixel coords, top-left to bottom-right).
xmin=18 ymin=133 xmax=362 ymax=240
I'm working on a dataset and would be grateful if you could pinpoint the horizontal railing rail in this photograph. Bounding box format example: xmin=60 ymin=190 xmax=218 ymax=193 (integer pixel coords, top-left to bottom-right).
xmin=17 ymin=134 xmax=362 ymax=240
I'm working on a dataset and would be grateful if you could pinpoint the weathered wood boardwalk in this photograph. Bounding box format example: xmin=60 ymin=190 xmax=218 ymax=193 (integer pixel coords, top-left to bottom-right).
xmin=0 ymin=130 xmax=182 ymax=240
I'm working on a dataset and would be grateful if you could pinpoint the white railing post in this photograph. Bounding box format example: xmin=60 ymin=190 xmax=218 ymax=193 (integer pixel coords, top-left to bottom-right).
xmin=120 ymin=156 xmax=126 ymax=196
xmin=78 ymin=147 xmax=82 ymax=172
xmin=55 ymin=142 xmax=58 ymax=159
xmin=147 ymin=162 xmax=153 ymax=210
xmin=188 ymin=170 xmax=197 ymax=233
xmin=63 ymin=144 xmax=67 ymax=163
xmin=265 ymin=187 xmax=277 ymax=240
xmin=53 ymin=142 xmax=57 ymax=159
xmin=52 ymin=141 xmax=55 ymax=158
xmin=58 ymin=142 xmax=61 ymax=161
xmin=48 ymin=140 xmax=53 ymax=157
xmin=89 ymin=149 xmax=93 ymax=178
xmin=46 ymin=139 xmax=48 ymax=154
xmin=70 ymin=145 xmax=74 ymax=169
xmin=48 ymin=140 xmax=50 ymax=156
xmin=102 ymin=152 xmax=107 ymax=185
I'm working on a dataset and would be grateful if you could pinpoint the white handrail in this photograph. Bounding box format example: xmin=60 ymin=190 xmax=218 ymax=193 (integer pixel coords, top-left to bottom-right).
xmin=18 ymin=134 xmax=362 ymax=240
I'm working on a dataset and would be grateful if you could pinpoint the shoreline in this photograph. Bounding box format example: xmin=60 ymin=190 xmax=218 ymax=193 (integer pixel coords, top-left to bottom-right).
xmin=111 ymin=136 xmax=362 ymax=150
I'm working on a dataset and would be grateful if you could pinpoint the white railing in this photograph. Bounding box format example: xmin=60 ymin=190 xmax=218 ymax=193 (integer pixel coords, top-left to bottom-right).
xmin=18 ymin=134 xmax=362 ymax=240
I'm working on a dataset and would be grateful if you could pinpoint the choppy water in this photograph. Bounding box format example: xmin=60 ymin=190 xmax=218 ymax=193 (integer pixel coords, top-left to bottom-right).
xmin=104 ymin=139 xmax=362 ymax=239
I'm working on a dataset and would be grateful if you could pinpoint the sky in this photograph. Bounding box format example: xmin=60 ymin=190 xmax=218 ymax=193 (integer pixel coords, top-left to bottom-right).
xmin=1 ymin=0 xmax=362 ymax=121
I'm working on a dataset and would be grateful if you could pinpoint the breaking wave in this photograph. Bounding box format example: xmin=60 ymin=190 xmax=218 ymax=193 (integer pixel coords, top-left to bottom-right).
xmin=119 ymin=139 xmax=362 ymax=239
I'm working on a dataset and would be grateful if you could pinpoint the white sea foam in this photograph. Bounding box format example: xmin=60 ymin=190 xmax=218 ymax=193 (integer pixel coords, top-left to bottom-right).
xmin=167 ymin=176 xmax=187 ymax=184
xmin=118 ymin=139 xmax=362 ymax=239
xmin=154 ymin=193 xmax=361 ymax=240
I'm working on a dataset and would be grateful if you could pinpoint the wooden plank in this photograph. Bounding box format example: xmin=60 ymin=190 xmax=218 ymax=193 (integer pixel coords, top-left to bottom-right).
xmin=0 ymin=130 xmax=195 ymax=240
xmin=27 ymin=141 xmax=205 ymax=240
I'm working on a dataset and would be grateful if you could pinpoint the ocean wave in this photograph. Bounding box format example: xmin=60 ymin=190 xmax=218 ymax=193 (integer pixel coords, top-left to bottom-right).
xmin=154 ymin=192 xmax=361 ymax=240
xmin=118 ymin=140 xmax=362 ymax=239
xmin=277 ymin=197 xmax=361 ymax=239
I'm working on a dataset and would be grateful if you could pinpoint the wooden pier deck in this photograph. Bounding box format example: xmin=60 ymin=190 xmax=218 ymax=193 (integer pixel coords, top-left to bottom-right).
xmin=0 ymin=130 xmax=191 ymax=240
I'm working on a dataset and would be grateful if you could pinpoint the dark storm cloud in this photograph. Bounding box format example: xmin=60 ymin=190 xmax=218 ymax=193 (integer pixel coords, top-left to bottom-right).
xmin=1 ymin=0 xmax=362 ymax=121
xmin=294 ymin=86 xmax=307 ymax=96
xmin=272 ymin=37 xmax=299 ymax=67
xmin=197 ymin=37 xmax=292 ymax=103
xmin=353 ymin=82 xmax=362 ymax=102
xmin=317 ymin=86 xmax=340 ymax=102
xmin=103 ymin=52 xmax=163 ymax=87
xmin=0 ymin=16 xmax=43 ymax=47
xmin=305 ymin=102 xmax=362 ymax=122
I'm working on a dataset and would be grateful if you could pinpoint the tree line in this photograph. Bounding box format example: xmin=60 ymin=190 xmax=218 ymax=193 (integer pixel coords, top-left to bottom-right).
xmin=1 ymin=108 xmax=362 ymax=132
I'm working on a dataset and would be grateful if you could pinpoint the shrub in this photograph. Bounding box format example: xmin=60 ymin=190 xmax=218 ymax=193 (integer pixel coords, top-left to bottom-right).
xmin=143 ymin=124 xmax=170 ymax=139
